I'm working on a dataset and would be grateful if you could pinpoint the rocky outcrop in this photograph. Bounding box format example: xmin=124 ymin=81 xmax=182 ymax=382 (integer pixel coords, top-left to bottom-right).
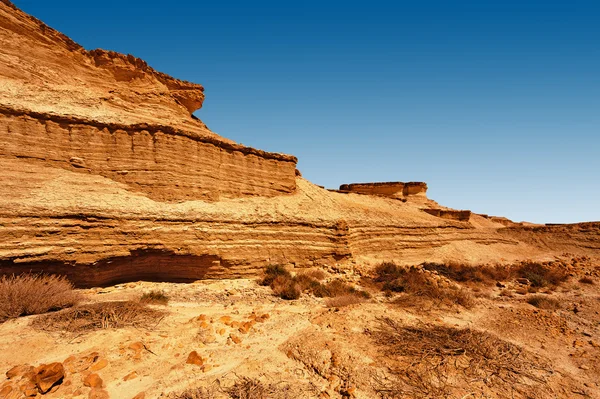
xmin=423 ymin=209 xmax=472 ymax=222
xmin=0 ymin=1 xmax=297 ymax=201
xmin=338 ymin=182 xmax=428 ymax=199
xmin=0 ymin=107 xmax=297 ymax=201
xmin=0 ymin=2 xmax=599 ymax=287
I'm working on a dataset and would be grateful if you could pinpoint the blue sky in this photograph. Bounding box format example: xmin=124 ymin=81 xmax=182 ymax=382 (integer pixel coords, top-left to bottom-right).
xmin=14 ymin=0 xmax=600 ymax=223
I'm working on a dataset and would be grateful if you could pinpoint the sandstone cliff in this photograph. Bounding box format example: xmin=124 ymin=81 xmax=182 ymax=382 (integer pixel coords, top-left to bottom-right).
xmin=0 ymin=1 xmax=598 ymax=287
xmin=0 ymin=1 xmax=296 ymax=202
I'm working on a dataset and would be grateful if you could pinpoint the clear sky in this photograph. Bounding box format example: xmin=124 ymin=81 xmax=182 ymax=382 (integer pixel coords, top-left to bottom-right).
xmin=13 ymin=0 xmax=600 ymax=224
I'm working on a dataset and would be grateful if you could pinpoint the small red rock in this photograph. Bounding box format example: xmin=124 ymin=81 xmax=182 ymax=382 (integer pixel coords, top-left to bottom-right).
xmin=83 ymin=373 xmax=103 ymax=388
xmin=33 ymin=362 xmax=65 ymax=394
xmin=185 ymin=351 xmax=203 ymax=366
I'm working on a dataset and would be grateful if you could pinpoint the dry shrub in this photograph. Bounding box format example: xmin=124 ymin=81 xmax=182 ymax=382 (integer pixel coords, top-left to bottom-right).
xmin=422 ymin=262 xmax=511 ymax=284
xmin=298 ymin=268 xmax=327 ymax=281
xmin=325 ymin=294 xmax=364 ymax=308
xmin=170 ymin=377 xmax=301 ymax=399
xmin=226 ymin=377 xmax=296 ymax=399
xmin=32 ymin=301 xmax=164 ymax=332
xmin=313 ymin=279 xmax=371 ymax=299
xmin=261 ymin=266 xmax=368 ymax=301
xmin=169 ymin=386 xmax=218 ymax=399
xmin=372 ymin=318 xmax=554 ymax=398
xmin=527 ymin=295 xmax=560 ymax=310
xmin=259 ymin=265 xmax=291 ymax=287
xmin=516 ymin=261 xmax=568 ymax=288
xmin=0 ymin=273 xmax=80 ymax=322
xmin=140 ymin=290 xmax=169 ymax=305
xmin=579 ymin=276 xmax=594 ymax=285
xmin=374 ymin=264 xmax=474 ymax=309
xmin=271 ymin=276 xmax=301 ymax=300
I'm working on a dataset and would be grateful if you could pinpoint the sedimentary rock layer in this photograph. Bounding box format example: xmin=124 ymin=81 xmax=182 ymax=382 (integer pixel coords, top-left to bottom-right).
xmin=0 ymin=107 xmax=297 ymax=201
xmin=338 ymin=182 xmax=428 ymax=199
xmin=1 ymin=1 xmax=599 ymax=287
xmin=0 ymin=1 xmax=297 ymax=201
xmin=423 ymin=209 xmax=472 ymax=222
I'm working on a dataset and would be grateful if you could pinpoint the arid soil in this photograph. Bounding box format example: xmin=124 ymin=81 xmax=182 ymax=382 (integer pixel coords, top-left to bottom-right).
xmin=1 ymin=257 xmax=599 ymax=399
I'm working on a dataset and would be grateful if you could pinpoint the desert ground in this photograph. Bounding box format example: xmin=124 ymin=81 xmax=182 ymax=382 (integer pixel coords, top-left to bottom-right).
xmin=1 ymin=256 xmax=600 ymax=399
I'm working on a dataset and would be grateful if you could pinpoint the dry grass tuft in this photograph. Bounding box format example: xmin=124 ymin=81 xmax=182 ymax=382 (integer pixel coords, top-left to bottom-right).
xmin=170 ymin=377 xmax=299 ymax=399
xmin=226 ymin=376 xmax=297 ymax=399
xmin=526 ymin=295 xmax=561 ymax=310
xmin=140 ymin=290 xmax=169 ymax=305
xmin=0 ymin=273 xmax=80 ymax=322
xmin=31 ymin=301 xmax=164 ymax=332
xmin=325 ymin=294 xmax=365 ymax=308
xmin=169 ymin=386 xmax=219 ymax=399
xmin=372 ymin=318 xmax=554 ymax=398
xmin=298 ymin=268 xmax=327 ymax=281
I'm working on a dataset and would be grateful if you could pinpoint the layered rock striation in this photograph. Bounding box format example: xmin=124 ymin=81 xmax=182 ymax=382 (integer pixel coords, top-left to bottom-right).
xmin=0 ymin=1 xmax=598 ymax=287
xmin=0 ymin=1 xmax=296 ymax=202
xmin=338 ymin=182 xmax=428 ymax=200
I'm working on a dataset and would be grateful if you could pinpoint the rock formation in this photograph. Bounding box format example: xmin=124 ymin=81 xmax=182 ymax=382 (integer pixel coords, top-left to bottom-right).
xmin=338 ymin=182 xmax=428 ymax=200
xmin=0 ymin=0 xmax=598 ymax=287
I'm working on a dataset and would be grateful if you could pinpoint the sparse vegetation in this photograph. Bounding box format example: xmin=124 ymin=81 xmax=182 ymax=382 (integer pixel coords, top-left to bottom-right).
xmin=516 ymin=261 xmax=568 ymax=288
xmin=298 ymin=268 xmax=327 ymax=281
xmin=261 ymin=266 xmax=369 ymax=301
xmin=373 ymin=262 xmax=475 ymax=309
xmin=325 ymin=294 xmax=364 ymax=308
xmin=372 ymin=318 xmax=554 ymax=398
xmin=271 ymin=276 xmax=301 ymax=300
xmin=140 ymin=290 xmax=170 ymax=305
xmin=31 ymin=301 xmax=164 ymax=332
xmin=527 ymin=295 xmax=561 ymax=310
xmin=259 ymin=265 xmax=291 ymax=287
xmin=0 ymin=273 xmax=80 ymax=323
xmin=170 ymin=377 xmax=298 ymax=399
xmin=422 ymin=262 xmax=511 ymax=284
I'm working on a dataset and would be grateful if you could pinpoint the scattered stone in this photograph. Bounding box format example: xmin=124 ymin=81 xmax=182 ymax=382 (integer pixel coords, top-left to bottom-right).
xmin=90 ymin=359 xmax=108 ymax=372
xmin=186 ymin=351 xmax=204 ymax=366
xmin=34 ymin=362 xmax=65 ymax=394
xmin=88 ymin=388 xmax=110 ymax=399
xmin=6 ymin=365 xmax=33 ymax=380
xmin=229 ymin=334 xmax=242 ymax=344
xmin=83 ymin=373 xmax=103 ymax=389
xmin=123 ymin=371 xmax=138 ymax=381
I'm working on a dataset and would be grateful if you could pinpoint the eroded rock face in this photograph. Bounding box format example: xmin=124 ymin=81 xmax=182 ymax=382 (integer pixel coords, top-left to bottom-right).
xmin=0 ymin=1 xmax=598 ymax=286
xmin=338 ymin=182 xmax=428 ymax=199
xmin=0 ymin=1 xmax=297 ymax=202
xmin=423 ymin=209 xmax=472 ymax=222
